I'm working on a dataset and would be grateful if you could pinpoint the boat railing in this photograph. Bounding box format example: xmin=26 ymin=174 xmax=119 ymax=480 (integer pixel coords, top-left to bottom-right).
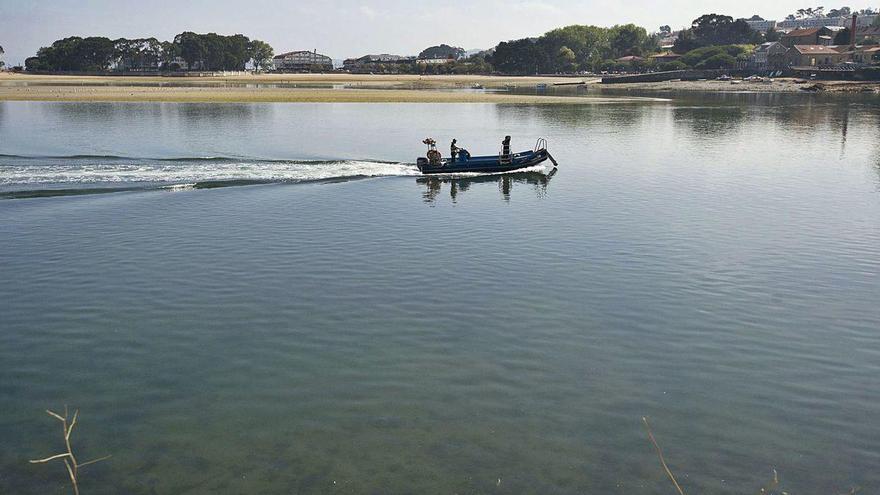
xmin=534 ymin=138 xmax=547 ymax=152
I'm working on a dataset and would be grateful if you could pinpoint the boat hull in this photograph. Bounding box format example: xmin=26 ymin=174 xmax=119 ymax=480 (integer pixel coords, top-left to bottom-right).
xmin=417 ymin=149 xmax=551 ymax=175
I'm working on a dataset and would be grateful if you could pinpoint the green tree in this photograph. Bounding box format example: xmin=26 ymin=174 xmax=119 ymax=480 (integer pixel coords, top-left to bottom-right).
xmin=690 ymin=14 xmax=757 ymax=45
xmin=695 ymin=53 xmax=736 ymax=68
xmin=834 ymin=27 xmax=852 ymax=44
xmin=247 ymin=40 xmax=274 ymax=71
xmin=174 ymin=32 xmax=205 ymax=69
xmin=673 ymin=29 xmax=701 ymax=53
xmin=609 ymin=24 xmax=650 ymax=57
xmin=557 ymin=46 xmax=577 ymax=72
xmin=418 ymin=44 xmax=465 ymax=60
xmin=764 ymin=28 xmax=781 ymax=42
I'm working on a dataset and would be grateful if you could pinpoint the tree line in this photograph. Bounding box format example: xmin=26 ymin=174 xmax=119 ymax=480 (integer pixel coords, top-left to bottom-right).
xmin=25 ymin=33 xmax=274 ymax=72
xmin=487 ymin=24 xmax=657 ymax=74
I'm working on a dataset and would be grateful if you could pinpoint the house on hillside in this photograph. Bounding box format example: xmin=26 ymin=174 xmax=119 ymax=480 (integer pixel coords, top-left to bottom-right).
xmin=851 ymin=45 xmax=880 ymax=63
xmin=752 ymin=42 xmax=788 ymax=69
xmin=855 ymin=25 xmax=880 ymax=43
xmin=615 ymin=55 xmax=645 ymax=63
xmin=649 ymin=52 xmax=681 ymax=63
xmin=273 ymin=50 xmax=333 ymax=72
xmin=742 ymin=18 xmax=777 ymax=33
xmin=416 ymin=56 xmax=455 ymax=65
xmin=777 ymin=16 xmax=847 ymax=30
xmin=781 ymin=27 xmax=835 ymax=47
xmin=785 ymin=45 xmax=849 ymax=66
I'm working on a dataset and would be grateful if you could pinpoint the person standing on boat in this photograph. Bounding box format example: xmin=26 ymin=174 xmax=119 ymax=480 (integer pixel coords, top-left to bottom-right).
xmin=502 ymin=135 xmax=511 ymax=157
xmin=450 ymin=139 xmax=460 ymax=163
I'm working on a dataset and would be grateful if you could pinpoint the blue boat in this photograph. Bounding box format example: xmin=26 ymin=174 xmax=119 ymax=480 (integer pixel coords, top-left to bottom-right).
xmin=416 ymin=138 xmax=558 ymax=175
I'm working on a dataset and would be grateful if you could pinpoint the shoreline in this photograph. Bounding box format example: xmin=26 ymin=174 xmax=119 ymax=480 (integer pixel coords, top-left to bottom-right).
xmin=1 ymin=73 xmax=878 ymax=103
xmin=591 ymin=77 xmax=880 ymax=93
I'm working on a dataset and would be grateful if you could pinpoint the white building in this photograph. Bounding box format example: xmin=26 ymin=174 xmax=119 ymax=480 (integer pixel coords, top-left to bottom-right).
xmin=744 ymin=19 xmax=777 ymax=33
xmin=273 ymin=50 xmax=333 ymax=72
xmin=775 ymin=13 xmax=877 ymax=31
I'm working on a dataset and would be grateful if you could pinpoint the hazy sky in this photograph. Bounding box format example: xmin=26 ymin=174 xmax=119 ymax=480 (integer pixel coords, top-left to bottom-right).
xmin=1 ymin=0 xmax=878 ymax=64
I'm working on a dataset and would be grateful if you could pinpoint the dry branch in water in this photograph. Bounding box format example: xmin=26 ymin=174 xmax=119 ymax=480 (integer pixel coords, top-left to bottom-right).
xmin=642 ymin=416 xmax=686 ymax=495
xmin=29 ymin=407 xmax=110 ymax=495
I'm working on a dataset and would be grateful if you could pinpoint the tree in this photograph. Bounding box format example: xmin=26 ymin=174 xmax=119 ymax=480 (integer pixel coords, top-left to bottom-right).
xmin=765 ymin=28 xmax=781 ymax=42
xmin=827 ymin=6 xmax=852 ymax=17
xmin=247 ymin=40 xmax=274 ymax=71
xmin=659 ymin=25 xmax=672 ymax=35
xmin=609 ymin=24 xmax=650 ymax=57
xmin=834 ymin=27 xmax=851 ymax=44
xmin=673 ymin=29 xmax=701 ymax=53
xmin=0 ymin=45 xmax=4 ymax=70
xmin=695 ymin=53 xmax=736 ymax=69
xmin=418 ymin=44 xmax=465 ymax=60
xmin=174 ymin=32 xmax=205 ymax=69
xmin=680 ymin=45 xmax=749 ymax=67
xmin=690 ymin=14 xmax=757 ymax=46
xmin=557 ymin=46 xmax=577 ymax=72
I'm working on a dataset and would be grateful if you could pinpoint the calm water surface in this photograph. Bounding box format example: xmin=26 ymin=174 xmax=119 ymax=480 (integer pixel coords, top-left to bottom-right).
xmin=2 ymin=96 xmax=880 ymax=494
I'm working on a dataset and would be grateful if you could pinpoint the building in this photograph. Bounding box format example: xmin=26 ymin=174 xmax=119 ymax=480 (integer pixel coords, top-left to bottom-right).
xmin=851 ymin=45 xmax=880 ymax=63
xmin=273 ymin=50 xmax=333 ymax=72
xmin=742 ymin=18 xmax=777 ymax=33
xmin=615 ymin=55 xmax=645 ymax=63
xmin=343 ymin=54 xmax=416 ymax=72
xmin=649 ymin=52 xmax=681 ymax=63
xmin=778 ymin=14 xmax=878 ymax=31
xmin=781 ymin=27 xmax=835 ymax=47
xmin=785 ymin=45 xmax=849 ymax=66
xmin=658 ymin=32 xmax=679 ymax=50
xmin=855 ymin=25 xmax=880 ymax=43
xmin=752 ymin=42 xmax=788 ymax=68
xmin=778 ymin=16 xmax=847 ymax=30
xmin=416 ymin=57 xmax=455 ymax=65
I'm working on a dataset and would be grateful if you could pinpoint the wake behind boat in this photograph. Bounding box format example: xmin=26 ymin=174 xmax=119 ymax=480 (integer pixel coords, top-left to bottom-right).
xmin=416 ymin=137 xmax=558 ymax=175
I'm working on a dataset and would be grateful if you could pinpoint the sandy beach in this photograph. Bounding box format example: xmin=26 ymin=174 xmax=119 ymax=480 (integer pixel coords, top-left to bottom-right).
xmin=0 ymin=73 xmax=607 ymax=103
xmin=2 ymin=72 xmax=877 ymax=102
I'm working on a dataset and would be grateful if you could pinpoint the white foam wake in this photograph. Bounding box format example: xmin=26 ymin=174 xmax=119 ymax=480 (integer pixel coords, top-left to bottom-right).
xmin=0 ymin=159 xmax=420 ymax=186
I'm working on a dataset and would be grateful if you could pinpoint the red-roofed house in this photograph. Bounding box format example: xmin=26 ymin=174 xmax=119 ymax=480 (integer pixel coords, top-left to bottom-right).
xmin=781 ymin=27 xmax=834 ymax=47
xmin=785 ymin=45 xmax=849 ymax=66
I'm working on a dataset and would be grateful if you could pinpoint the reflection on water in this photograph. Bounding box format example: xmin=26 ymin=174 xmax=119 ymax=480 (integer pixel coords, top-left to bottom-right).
xmin=418 ymin=168 xmax=556 ymax=204
xmin=2 ymin=96 xmax=880 ymax=494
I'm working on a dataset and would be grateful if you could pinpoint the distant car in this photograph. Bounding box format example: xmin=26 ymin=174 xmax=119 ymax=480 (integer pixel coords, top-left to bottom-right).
xmin=717 ymin=75 xmax=732 ymax=81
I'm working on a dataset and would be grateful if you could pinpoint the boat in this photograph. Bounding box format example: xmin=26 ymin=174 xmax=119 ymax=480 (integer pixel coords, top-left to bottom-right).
xmin=416 ymin=138 xmax=558 ymax=175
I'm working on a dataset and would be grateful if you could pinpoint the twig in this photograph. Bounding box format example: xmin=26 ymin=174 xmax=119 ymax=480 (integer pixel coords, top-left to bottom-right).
xmin=642 ymin=416 xmax=686 ymax=495
xmin=78 ymin=455 xmax=112 ymax=468
xmin=29 ymin=407 xmax=109 ymax=495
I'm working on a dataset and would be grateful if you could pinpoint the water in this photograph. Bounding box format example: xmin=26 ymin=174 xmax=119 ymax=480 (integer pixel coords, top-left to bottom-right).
xmin=1 ymin=96 xmax=879 ymax=494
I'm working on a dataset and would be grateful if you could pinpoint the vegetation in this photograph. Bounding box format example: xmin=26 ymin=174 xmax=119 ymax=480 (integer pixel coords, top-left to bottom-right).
xmin=25 ymin=33 xmax=273 ymax=72
xmin=673 ymin=14 xmax=760 ymax=53
xmin=248 ymin=40 xmax=274 ymax=71
xmin=679 ymin=45 xmax=751 ymax=67
xmin=489 ymin=24 xmax=657 ymax=74
xmin=418 ymin=44 xmax=465 ymax=60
